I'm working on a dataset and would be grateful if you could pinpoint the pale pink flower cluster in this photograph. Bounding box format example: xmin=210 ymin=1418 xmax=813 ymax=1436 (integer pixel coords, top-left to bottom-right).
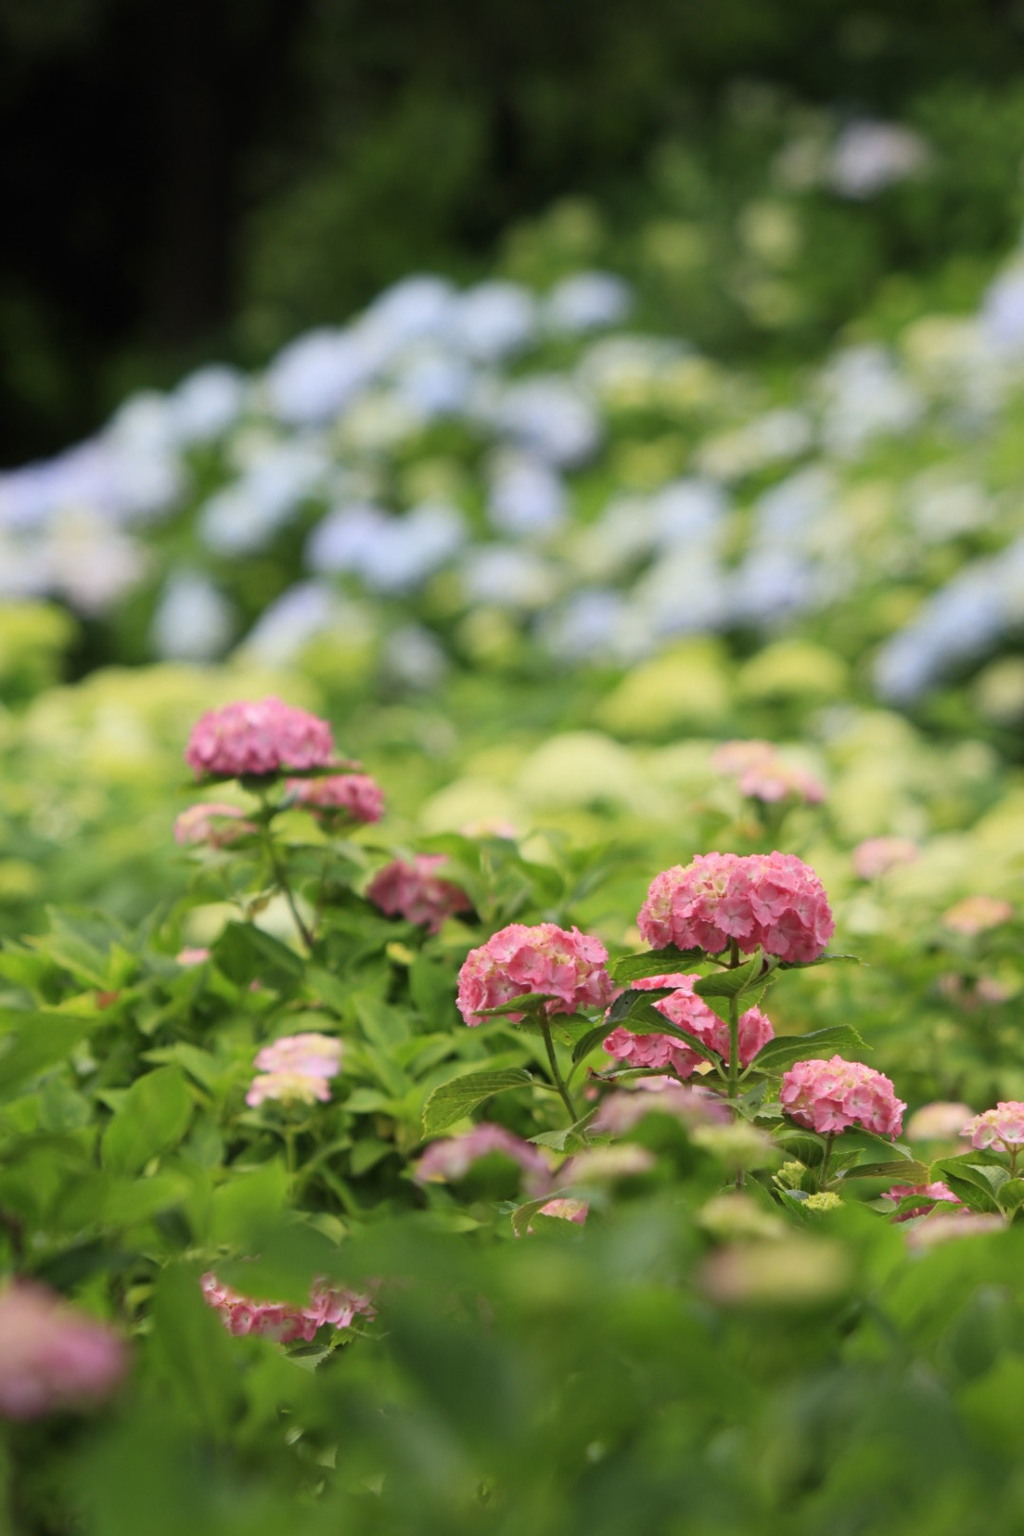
xmin=602 ymin=973 xmax=773 ymax=1078
xmin=174 ymin=801 xmax=255 ymax=848
xmin=713 ymin=740 xmax=825 ymax=805
xmin=457 ymin=922 xmax=616 ymax=1027
xmin=942 ymin=895 xmax=1014 ymax=936
xmin=779 ymin=1056 xmax=905 ymax=1137
xmin=591 ymin=1078 xmax=732 ymax=1136
xmin=414 ymin=1123 xmax=551 ymax=1196
xmin=367 ymin=855 xmax=473 ymax=933
xmin=535 ymin=1198 xmax=588 ymax=1224
xmin=886 ymin=1181 xmax=961 ymax=1222
xmin=851 ymin=837 xmax=919 ymax=881
xmin=200 ymin=1274 xmax=375 ymax=1342
xmin=905 ymin=1101 xmax=974 ymax=1141
xmin=287 ymin=773 xmax=385 ymax=825
xmin=638 ymin=851 xmax=834 ymax=963
xmin=0 ymin=1282 xmax=127 ymax=1419
xmin=176 ymin=946 xmax=211 ymax=967
xmin=960 ymin=1101 xmax=1024 ymax=1152
xmin=246 ymin=1032 xmax=342 ymax=1108
xmin=186 ymin=697 xmax=335 ymax=780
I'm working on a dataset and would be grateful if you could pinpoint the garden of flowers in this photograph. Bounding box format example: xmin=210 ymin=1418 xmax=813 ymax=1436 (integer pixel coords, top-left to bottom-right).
xmin=9 ymin=64 xmax=1024 ymax=1535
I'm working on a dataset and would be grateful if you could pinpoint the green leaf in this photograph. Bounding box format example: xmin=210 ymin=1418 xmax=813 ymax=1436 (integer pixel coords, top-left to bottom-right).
xmin=422 ymin=1067 xmax=534 ymax=1135
xmin=102 ymin=1066 xmax=193 ymax=1175
xmin=212 ymin=921 xmax=304 ymax=992
xmin=777 ymin=952 xmax=861 ymax=971
xmin=693 ymin=952 xmax=774 ymax=999
xmin=601 ymin=989 xmax=719 ymax=1063
xmin=843 ymin=1159 xmax=931 ymax=1182
xmin=572 ymin=1023 xmax=614 ymax=1064
xmin=0 ymin=1010 xmax=96 ymax=1098
xmin=611 ymin=947 xmax=704 ymax=983
xmin=929 ymin=1156 xmax=1007 ymax=1214
xmin=999 ymin=1178 xmax=1024 ymax=1213
xmin=473 ymin=992 xmax=558 ymax=1018
xmin=748 ymin=1023 xmax=867 ymax=1074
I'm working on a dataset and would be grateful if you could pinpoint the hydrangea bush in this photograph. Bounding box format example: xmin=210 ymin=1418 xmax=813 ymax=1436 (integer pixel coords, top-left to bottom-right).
xmin=0 ymin=695 xmax=1020 ymax=1530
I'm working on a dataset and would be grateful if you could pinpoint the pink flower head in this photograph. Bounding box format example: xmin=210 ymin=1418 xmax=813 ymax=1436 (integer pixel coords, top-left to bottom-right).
xmin=457 ymin=922 xmax=616 ymax=1026
xmin=254 ymin=1033 xmax=343 ymax=1079
xmin=367 ymin=855 xmax=473 ymax=933
xmin=738 ymin=761 xmax=826 ymax=806
xmin=887 ymin=1181 xmax=962 ymax=1222
xmin=851 ymin=837 xmax=919 ymax=881
xmin=590 ymin=1078 xmax=732 ymax=1136
xmin=200 ymin=1274 xmax=375 ymax=1343
xmin=779 ymin=1056 xmax=905 ymax=1138
xmin=905 ymin=1101 xmax=974 ymax=1142
xmin=287 ymin=773 xmax=385 ymax=826
xmin=414 ymin=1123 xmax=551 ymax=1196
xmin=536 ymin=1198 xmax=588 ymax=1224
xmin=174 ymin=801 xmax=256 ymax=848
xmin=961 ymin=1101 xmax=1024 ymax=1153
xmin=176 ymin=946 xmax=211 ymax=967
xmin=185 ymin=697 xmax=335 ymax=781
xmin=0 ymin=1282 xmax=127 ymax=1419
xmin=602 ymin=973 xmax=774 ymax=1078
xmin=245 ymin=1071 xmax=333 ymax=1109
xmin=637 ymin=851 xmax=834 ymax=963
xmin=942 ymin=895 xmax=1014 ymax=936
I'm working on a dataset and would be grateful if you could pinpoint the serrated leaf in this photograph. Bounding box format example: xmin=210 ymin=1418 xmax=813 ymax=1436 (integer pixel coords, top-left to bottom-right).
xmin=611 ymin=947 xmax=704 ymax=984
xmin=748 ymin=1023 xmax=867 ymax=1074
xmin=102 ymin=1066 xmax=193 ymax=1175
xmin=212 ymin=921 xmax=304 ymax=992
xmin=473 ymin=992 xmax=558 ymax=1018
xmin=601 ymin=990 xmax=719 ymax=1063
xmin=572 ymin=1023 xmax=615 ymax=1064
xmin=422 ymin=1068 xmax=534 ymax=1134
xmin=694 ymin=952 xmax=774 ymax=999
xmin=0 ymin=1010 xmax=96 ymax=1098
xmin=777 ymin=952 xmax=861 ymax=971
xmin=528 ymin=1108 xmax=598 ymax=1152
xmin=843 ymin=1159 xmax=931 ymax=1182
xmin=999 ymin=1178 xmax=1024 ymax=1213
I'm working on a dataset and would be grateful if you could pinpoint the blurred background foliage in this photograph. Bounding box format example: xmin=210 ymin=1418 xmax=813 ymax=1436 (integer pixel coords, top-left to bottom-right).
xmin=6 ymin=0 xmax=1024 ymax=464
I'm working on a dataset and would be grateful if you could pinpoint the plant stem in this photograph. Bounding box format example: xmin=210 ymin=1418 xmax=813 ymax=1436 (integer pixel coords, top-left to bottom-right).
xmin=257 ymin=797 xmax=315 ymax=950
xmin=539 ymin=1018 xmax=578 ymax=1124
xmin=819 ymin=1133 xmax=835 ymax=1192
xmin=726 ymin=939 xmax=741 ymax=1099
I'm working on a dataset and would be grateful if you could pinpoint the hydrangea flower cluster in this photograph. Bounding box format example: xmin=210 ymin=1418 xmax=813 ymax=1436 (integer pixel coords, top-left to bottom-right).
xmin=457 ymin=922 xmax=616 ymax=1026
xmin=367 ymin=854 xmax=473 ymax=933
xmin=637 ymin=851 xmax=834 ymax=963
xmin=941 ymin=895 xmax=1014 ymax=936
xmin=851 ymin=836 xmax=919 ymax=880
xmin=246 ymin=1032 xmax=342 ymax=1108
xmin=712 ymin=740 xmax=825 ymax=805
xmin=886 ymin=1181 xmax=961 ymax=1222
xmin=286 ymin=772 xmax=385 ymax=825
xmin=960 ymin=1101 xmax=1024 ymax=1152
xmin=186 ymin=697 xmax=335 ymax=780
xmin=602 ymin=973 xmax=774 ymax=1078
xmin=779 ymin=1056 xmax=905 ymax=1137
xmin=200 ymin=1274 xmax=375 ymax=1342
xmin=174 ymin=801 xmax=255 ymax=848
xmin=0 ymin=1282 xmax=127 ymax=1419
xmin=414 ymin=1123 xmax=551 ymax=1196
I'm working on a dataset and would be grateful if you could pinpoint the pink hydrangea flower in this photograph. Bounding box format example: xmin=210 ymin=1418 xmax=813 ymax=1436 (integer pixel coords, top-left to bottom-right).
xmin=711 ymin=740 xmax=777 ymax=776
xmin=590 ymin=1078 xmax=732 ymax=1136
xmin=185 ymin=698 xmax=335 ymax=781
xmin=960 ymin=1101 xmax=1024 ymax=1152
xmin=536 ymin=1198 xmax=588 ymax=1224
xmin=457 ymin=922 xmax=616 ymax=1026
xmin=739 ymin=761 xmax=825 ymax=805
xmin=779 ymin=1056 xmax=905 ymax=1138
xmin=0 ymin=1282 xmax=127 ymax=1419
xmin=942 ymin=895 xmax=1014 ymax=936
xmin=905 ymin=1101 xmax=974 ymax=1141
xmin=200 ymin=1274 xmax=375 ymax=1342
xmin=246 ymin=1071 xmax=334 ymax=1109
xmin=367 ymin=855 xmax=473 ymax=933
xmin=851 ymin=837 xmax=919 ymax=880
xmin=287 ymin=773 xmax=385 ymax=826
xmin=254 ymin=1033 xmax=343 ymax=1078
xmin=176 ymin=946 xmax=211 ymax=967
xmin=887 ymin=1181 xmax=962 ymax=1222
xmin=602 ymin=972 xmax=774 ymax=1078
xmin=413 ymin=1123 xmax=551 ymax=1196
xmin=174 ymin=801 xmax=256 ymax=848
xmin=637 ymin=851 xmax=834 ymax=963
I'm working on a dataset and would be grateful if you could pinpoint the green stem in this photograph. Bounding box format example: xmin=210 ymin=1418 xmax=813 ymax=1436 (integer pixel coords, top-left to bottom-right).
xmin=819 ymin=1133 xmax=835 ymax=1192
xmin=539 ymin=1018 xmax=578 ymax=1125
xmin=726 ymin=939 xmax=741 ymax=1099
xmin=257 ymin=800 xmax=315 ymax=950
